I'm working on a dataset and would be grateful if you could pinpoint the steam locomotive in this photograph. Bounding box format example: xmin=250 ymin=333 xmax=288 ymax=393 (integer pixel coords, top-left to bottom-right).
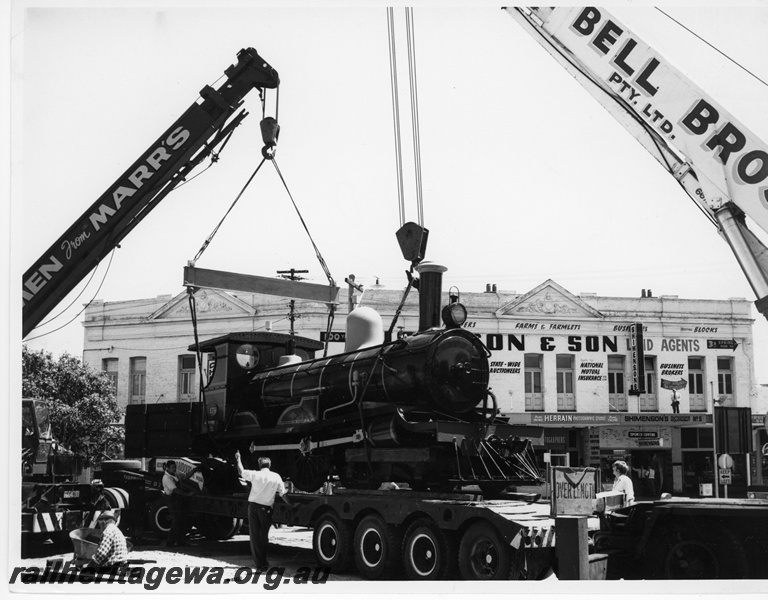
xmin=126 ymin=263 xmax=543 ymax=494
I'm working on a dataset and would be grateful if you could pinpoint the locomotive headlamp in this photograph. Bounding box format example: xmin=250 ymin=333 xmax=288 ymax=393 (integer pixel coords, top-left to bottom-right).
xmin=442 ymin=288 xmax=467 ymax=329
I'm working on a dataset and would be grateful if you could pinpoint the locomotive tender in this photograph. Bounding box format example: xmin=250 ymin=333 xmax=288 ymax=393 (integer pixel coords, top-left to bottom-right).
xmin=126 ymin=263 xmax=543 ymax=494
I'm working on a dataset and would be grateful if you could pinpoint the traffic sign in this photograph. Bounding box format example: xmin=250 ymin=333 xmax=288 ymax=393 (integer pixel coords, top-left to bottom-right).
xmin=717 ymin=453 xmax=734 ymax=470
xmin=719 ymin=468 xmax=732 ymax=485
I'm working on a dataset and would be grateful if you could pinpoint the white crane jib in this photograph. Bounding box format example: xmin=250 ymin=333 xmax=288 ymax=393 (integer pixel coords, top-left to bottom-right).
xmin=506 ymin=7 xmax=768 ymax=321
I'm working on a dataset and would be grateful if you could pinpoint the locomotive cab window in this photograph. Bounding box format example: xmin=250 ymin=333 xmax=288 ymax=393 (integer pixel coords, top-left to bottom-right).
xmin=235 ymin=344 xmax=260 ymax=370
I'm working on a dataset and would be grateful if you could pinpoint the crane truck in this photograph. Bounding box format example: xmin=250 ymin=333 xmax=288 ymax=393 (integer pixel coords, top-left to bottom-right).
xmin=20 ymin=47 xmax=280 ymax=557
xmin=506 ymin=6 xmax=768 ymax=579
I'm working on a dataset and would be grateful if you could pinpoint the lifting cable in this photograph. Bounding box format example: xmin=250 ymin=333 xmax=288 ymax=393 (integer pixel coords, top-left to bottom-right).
xmin=387 ymin=8 xmax=427 ymax=336
xmin=405 ymin=7 xmax=425 ymax=228
xmin=387 ymin=8 xmax=406 ymax=227
xmin=387 ymin=7 xmax=425 ymax=229
xmin=188 ymin=90 xmax=337 ymax=357
xmin=270 ymin=157 xmax=337 ymax=356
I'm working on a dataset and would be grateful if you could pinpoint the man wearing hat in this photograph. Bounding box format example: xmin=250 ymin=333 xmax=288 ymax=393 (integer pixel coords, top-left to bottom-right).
xmin=88 ymin=510 xmax=128 ymax=568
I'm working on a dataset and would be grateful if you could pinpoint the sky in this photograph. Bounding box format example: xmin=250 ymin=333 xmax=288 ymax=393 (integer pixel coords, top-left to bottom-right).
xmin=11 ymin=1 xmax=768 ymax=389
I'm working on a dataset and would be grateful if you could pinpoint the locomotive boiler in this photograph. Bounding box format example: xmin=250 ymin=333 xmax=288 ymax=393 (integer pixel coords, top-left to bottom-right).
xmin=126 ymin=263 xmax=544 ymax=494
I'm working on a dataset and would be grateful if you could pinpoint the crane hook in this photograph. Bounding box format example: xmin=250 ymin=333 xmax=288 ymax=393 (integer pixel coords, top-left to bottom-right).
xmin=260 ymin=116 xmax=280 ymax=160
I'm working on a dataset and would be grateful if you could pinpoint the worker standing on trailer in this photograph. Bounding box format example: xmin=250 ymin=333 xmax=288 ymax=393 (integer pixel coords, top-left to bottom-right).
xmin=235 ymin=450 xmax=296 ymax=571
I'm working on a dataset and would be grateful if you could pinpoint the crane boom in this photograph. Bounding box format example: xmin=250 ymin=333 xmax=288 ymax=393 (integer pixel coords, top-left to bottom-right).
xmin=506 ymin=7 xmax=768 ymax=321
xmin=22 ymin=48 xmax=279 ymax=338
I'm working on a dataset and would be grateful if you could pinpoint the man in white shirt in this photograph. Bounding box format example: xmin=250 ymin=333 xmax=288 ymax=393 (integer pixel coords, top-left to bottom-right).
xmin=612 ymin=460 xmax=635 ymax=505
xmin=235 ymin=450 xmax=296 ymax=570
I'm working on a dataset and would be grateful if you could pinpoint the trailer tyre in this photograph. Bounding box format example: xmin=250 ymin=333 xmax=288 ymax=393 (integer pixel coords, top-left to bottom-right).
xmin=354 ymin=514 xmax=402 ymax=580
xmin=458 ymin=522 xmax=510 ymax=580
xmin=402 ymin=518 xmax=454 ymax=580
xmin=148 ymin=498 xmax=172 ymax=536
xmin=313 ymin=513 xmax=354 ymax=573
xmin=197 ymin=514 xmax=243 ymax=540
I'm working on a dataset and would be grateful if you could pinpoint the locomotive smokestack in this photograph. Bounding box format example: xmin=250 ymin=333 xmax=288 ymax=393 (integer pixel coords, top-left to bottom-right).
xmin=415 ymin=262 xmax=447 ymax=330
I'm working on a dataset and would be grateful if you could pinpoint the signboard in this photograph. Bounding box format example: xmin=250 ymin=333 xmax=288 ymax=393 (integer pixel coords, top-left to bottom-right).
xmin=628 ymin=324 xmax=642 ymax=393
xmin=320 ymin=331 xmax=346 ymax=343
xmin=660 ymin=378 xmax=687 ymax=391
xmin=600 ymin=426 xmax=671 ymax=449
xmin=519 ymin=413 xmax=710 ymax=426
xmin=707 ymin=339 xmax=739 ymax=350
xmin=550 ymin=467 xmax=599 ymax=517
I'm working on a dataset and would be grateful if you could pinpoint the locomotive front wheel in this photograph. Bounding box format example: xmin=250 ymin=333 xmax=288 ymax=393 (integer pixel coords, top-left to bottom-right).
xmin=458 ymin=522 xmax=510 ymax=580
xmin=313 ymin=513 xmax=354 ymax=573
xmin=353 ymin=515 xmax=402 ymax=580
xmin=402 ymin=518 xmax=455 ymax=580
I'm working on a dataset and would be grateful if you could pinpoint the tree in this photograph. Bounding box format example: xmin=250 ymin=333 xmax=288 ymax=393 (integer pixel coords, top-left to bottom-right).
xmin=22 ymin=346 xmax=124 ymax=466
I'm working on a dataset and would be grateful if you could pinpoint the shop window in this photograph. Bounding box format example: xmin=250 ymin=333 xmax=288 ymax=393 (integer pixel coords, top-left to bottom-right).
xmin=717 ymin=357 xmax=734 ymax=406
xmin=178 ymin=355 xmax=197 ymax=402
xmin=556 ymin=354 xmax=575 ymax=411
xmin=639 ymin=356 xmax=657 ymax=411
xmin=102 ymin=358 xmax=118 ymax=396
xmin=524 ymin=354 xmax=543 ymax=411
xmin=130 ymin=357 xmax=146 ymax=405
xmin=681 ymin=427 xmax=713 ymax=449
xmin=607 ymin=355 xmax=626 ymax=412
xmin=688 ymin=357 xmax=706 ymax=412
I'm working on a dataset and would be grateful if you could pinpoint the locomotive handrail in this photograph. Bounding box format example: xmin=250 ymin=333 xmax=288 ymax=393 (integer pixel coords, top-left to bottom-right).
xmin=478 ymin=389 xmax=500 ymax=423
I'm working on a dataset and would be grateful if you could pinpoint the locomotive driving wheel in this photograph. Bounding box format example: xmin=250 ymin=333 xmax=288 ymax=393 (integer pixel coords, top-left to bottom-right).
xmin=289 ymin=448 xmax=332 ymax=492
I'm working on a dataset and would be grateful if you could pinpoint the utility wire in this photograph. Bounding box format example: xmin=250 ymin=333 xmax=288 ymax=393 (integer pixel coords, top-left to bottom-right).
xmin=655 ymin=8 xmax=768 ymax=88
xmin=25 ymin=249 xmax=117 ymax=341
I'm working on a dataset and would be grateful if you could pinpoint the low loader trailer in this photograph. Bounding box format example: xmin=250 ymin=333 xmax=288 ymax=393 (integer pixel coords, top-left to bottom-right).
xmin=95 ymin=457 xmax=618 ymax=581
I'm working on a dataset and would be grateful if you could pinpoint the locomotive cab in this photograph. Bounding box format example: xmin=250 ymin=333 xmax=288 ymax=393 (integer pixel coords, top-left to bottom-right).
xmin=189 ymin=332 xmax=324 ymax=433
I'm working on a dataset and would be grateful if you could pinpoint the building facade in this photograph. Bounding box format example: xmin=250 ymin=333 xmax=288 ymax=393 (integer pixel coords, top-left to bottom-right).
xmin=82 ymin=279 xmax=767 ymax=498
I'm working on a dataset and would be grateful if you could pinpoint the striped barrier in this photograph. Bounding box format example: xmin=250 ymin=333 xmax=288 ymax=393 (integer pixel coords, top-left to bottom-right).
xmin=24 ymin=508 xmax=123 ymax=534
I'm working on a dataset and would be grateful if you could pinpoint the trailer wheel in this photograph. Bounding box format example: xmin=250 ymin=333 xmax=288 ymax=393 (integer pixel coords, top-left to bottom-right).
xmin=354 ymin=514 xmax=402 ymax=580
xmin=645 ymin=521 xmax=749 ymax=579
xmin=148 ymin=498 xmax=172 ymax=536
xmin=313 ymin=513 xmax=354 ymax=573
xmin=458 ymin=522 xmax=510 ymax=580
xmin=402 ymin=518 xmax=455 ymax=580
xmin=197 ymin=514 xmax=243 ymax=540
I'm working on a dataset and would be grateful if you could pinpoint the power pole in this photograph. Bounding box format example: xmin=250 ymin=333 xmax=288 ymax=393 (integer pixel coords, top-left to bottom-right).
xmin=344 ymin=274 xmax=364 ymax=313
xmin=277 ymin=268 xmax=308 ymax=353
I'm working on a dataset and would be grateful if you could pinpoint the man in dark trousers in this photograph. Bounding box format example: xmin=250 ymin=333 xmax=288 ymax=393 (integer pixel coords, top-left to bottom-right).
xmin=235 ymin=450 xmax=295 ymax=570
xmin=162 ymin=460 xmax=199 ymax=547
